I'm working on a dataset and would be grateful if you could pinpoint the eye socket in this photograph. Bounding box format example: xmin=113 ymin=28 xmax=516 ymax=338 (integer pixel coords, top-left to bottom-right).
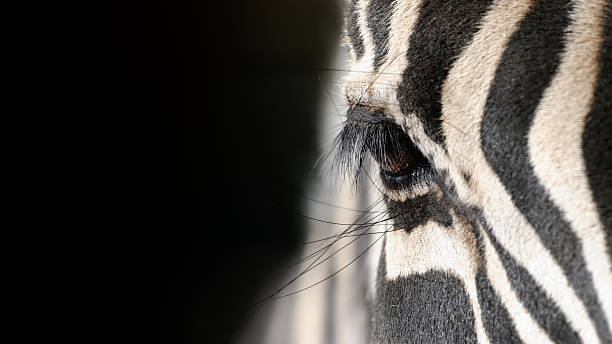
xmin=368 ymin=122 xmax=434 ymax=191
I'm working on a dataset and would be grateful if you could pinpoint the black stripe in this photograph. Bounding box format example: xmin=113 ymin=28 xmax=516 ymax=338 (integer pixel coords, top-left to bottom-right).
xmin=346 ymin=0 xmax=365 ymax=60
xmin=373 ymin=247 xmax=477 ymax=344
xmin=465 ymin=214 xmax=523 ymax=344
xmin=398 ymin=0 xmax=493 ymax=145
xmin=478 ymin=220 xmax=581 ymax=344
xmin=385 ymin=179 xmax=521 ymax=343
xmin=367 ymin=0 xmax=394 ymax=69
xmin=474 ymin=269 xmax=523 ymax=344
xmin=583 ymin=2 xmax=612 ymax=265
xmin=385 ymin=192 xmax=453 ymax=233
xmin=480 ymin=0 xmax=611 ymax=342
xmin=440 ymin=171 xmax=578 ymax=342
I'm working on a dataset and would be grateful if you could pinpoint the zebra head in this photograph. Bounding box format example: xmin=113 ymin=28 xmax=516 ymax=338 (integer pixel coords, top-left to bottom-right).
xmin=335 ymin=0 xmax=612 ymax=342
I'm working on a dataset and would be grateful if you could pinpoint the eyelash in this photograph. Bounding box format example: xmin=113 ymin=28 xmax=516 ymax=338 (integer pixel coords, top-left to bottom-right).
xmin=332 ymin=105 xmax=433 ymax=191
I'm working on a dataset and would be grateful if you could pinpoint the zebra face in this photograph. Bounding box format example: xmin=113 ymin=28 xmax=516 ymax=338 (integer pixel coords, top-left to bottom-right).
xmin=337 ymin=0 xmax=612 ymax=342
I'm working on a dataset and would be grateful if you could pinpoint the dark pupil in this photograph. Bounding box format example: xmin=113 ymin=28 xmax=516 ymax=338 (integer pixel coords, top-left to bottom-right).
xmin=368 ymin=121 xmax=427 ymax=176
xmin=380 ymin=149 xmax=412 ymax=174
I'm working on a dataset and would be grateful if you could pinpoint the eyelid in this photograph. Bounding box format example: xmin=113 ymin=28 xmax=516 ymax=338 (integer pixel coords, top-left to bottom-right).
xmin=333 ymin=105 xmax=403 ymax=182
xmin=345 ymin=104 xmax=394 ymax=124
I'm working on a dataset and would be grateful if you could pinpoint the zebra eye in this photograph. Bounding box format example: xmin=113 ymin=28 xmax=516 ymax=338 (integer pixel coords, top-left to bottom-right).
xmin=378 ymin=147 xmax=414 ymax=175
xmin=334 ymin=105 xmax=434 ymax=191
xmin=369 ymin=123 xmax=433 ymax=191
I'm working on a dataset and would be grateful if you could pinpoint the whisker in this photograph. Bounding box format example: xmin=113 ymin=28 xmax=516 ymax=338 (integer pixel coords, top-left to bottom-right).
xmin=262 ymin=222 xmax=393 ymax=302
xmin=288 ymin=197 xmax=388 ymax=267
xmin=273 ymin=65 xmax=406 ymax=76
xmin=321 ymin=77 xmax=344 ymax=123
xmin=300 ymin=193 xmax=386 ymax=213
xmin=270 ymin=196 xmax=389 ymax=288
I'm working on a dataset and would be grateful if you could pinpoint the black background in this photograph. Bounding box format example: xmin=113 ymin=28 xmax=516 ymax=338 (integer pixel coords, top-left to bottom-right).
xmin=115 ymin=1 xmax=343 ymax=342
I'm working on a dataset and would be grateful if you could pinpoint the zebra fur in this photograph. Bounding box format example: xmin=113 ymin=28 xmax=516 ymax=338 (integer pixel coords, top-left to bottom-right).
xmin=338 ymin=0 xmax=612 ymax=343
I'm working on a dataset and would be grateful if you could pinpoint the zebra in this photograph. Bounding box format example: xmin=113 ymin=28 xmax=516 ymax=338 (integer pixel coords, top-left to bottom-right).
xmin=331 ymin=0 xmax=612 ymax=343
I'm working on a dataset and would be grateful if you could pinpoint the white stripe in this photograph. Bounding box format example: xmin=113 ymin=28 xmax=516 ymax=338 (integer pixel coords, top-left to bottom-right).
xmin=439 ymin=0 xmax=600 ymax=341
xmin=528 ymin=0 xmax=612 ymax=334
xmin=352 ymin=0 xmax=376 ymax=75
xmin=384 ymin=201 xmax=490 ymax=344
xmin=343 ymin=0 xmax=423 ymax=111
xmin=480 ymin=223 xmax=554 ymax=344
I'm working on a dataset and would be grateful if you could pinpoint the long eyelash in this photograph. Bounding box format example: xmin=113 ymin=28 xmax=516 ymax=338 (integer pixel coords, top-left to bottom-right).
xmin=331 ymin=105 xmax=409 ymax=184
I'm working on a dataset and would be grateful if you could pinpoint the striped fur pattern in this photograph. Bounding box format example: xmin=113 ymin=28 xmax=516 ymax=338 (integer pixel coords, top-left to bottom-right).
xmin=339 ymin=0 xmax=612 ymax=342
